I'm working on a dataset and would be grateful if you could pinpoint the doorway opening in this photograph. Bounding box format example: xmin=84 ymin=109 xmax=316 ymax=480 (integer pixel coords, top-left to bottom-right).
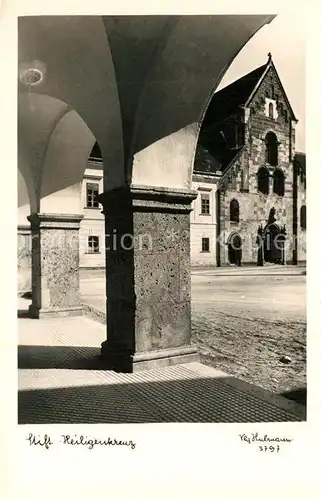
xmin=227 ymin=232 xmax=242 ymax=266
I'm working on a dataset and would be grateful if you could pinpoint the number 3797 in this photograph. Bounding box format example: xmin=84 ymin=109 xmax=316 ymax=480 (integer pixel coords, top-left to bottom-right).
xmin=259 ymin=445 xmax=280 ymax=453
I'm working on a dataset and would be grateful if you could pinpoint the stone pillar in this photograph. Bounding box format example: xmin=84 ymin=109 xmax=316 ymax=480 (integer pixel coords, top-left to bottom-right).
xmin=27 ymin=213 xmax=84 ymax=318
xmin=17 ymin=225 xmax=32 ymax=295
xmin=98 ymin=185 xmax=198 ymax=372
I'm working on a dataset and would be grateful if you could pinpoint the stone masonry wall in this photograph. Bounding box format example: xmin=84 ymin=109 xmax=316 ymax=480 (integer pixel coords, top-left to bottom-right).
xmin=297 ymin=177 xmax=307 ymax=262
xmin=219 ymin=65 xmax=296 ymax=265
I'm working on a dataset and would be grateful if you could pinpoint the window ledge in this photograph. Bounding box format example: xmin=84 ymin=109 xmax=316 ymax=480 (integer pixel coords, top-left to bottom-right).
xmin=199 ymin=213 xmax=211 ymax=216
xmin=85 ymin=252 xmax=102 ymax=255
xmin=200 ymin=251 xmax=211 ymax=253
xmin=84 ymin=206 xmax=101 ymax=210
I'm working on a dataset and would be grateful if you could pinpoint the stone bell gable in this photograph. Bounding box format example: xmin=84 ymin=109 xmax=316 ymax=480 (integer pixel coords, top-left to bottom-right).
xmin=246 ymin=53 xmax=297 ymax=196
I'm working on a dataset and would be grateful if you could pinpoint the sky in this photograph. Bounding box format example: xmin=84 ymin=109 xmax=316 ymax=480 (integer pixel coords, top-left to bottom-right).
xmin=217 ymin=13 xmax=305 ymax=152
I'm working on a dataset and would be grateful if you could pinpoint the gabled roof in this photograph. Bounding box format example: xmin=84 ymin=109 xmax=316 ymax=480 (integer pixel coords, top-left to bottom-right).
xmin=221 ymin=146 xmax=245 ymax=175
xmin=246 ymin=57 xmax=297 ymax=121
xmin=194 ymin=144 xmax=222 ymax=174
xmin=202 ymin=62 xmax=268 ymax=125
xmin=202 ymin=54 xmax=297 ymax=126
xmin=194 ymin=143 xmax=244 ymax=175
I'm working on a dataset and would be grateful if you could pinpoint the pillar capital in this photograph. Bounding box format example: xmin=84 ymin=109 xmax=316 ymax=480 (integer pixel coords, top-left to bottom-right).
xmin=27 ymin=213 xmax=84 ymax=230
xmin=98 ymin=185 xmax=197 ymax=215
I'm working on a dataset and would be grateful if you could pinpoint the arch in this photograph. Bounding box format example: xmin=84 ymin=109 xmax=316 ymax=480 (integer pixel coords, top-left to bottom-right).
xmin=227 ymin=232 xmax=242 ymax=266
xmin=130 ymin=15 xmax=275 ymax=188
xmin=265 ymin=131 xmax=278 ymax=166
xmin=263 ymin=223 xmax=286 ymax=264
xmin=18 ymin=16 xmax=124 ymax=190
xmin=230 ymin=198 xmax=240 ymax=223
xmin=268 ymin=102 xmax=273 ymax=118
xmin=257 ymin=166 xmax=270 ymax=195
xmin=18 ymin=145 xmax=37 ymax=214
xmin=18 ymin=93 xmax=97 ymax=214
xmin=40 ymin=108 xmax=96 ymax=214
xmin=18 ymin=169 xmax=31 ymax=224
xmin=300 ymin=205 xmax=306 ymax=229
xmin=273 ymin=168 xmax=285 ymax=196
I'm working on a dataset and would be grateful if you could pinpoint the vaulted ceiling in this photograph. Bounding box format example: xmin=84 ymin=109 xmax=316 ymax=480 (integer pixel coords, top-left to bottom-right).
xmin=18 ymin=15 xmax=275 ymax=212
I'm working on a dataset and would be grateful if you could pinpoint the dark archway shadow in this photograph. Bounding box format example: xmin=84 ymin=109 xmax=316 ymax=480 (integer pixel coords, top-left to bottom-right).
xmin=18 ymin=345 xmax=104 ymax=370
xmin=279 ymin=388 xmax=307 ymax=407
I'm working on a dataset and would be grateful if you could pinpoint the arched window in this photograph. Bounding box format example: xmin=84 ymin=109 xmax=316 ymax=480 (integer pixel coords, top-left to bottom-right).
xmin=273 ymin=169 xmax=285 ymax=196
xmin=265 ymin=132 xmax=278 ymax=166
xmin=269 ymin=102 xmax=274 ymax=118
xmin=300 ymin=205 xmax=306 ymax=229
xmin=257 ymin=166 xmax=270 ymax=195
xmin=230 ymin=199 xmax=239 ymax=223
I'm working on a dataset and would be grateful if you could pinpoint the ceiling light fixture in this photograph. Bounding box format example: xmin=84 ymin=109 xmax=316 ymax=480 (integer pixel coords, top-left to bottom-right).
xmin=19 ymin=68 xmax=43 ymax=86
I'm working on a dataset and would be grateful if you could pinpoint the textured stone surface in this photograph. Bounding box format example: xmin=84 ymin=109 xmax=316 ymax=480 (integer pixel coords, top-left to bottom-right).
xmin=297 ymin=176 xmax=306 ymax=262
xmin=17 ymin=226 xmax=32 ymax=294
xmin=28 ymin=214 xmax=83 ymax=317
xmin=218 ymin=65 xmax=297 ymax=265
xmin=98 ymin=186 xmax=197 ymax=371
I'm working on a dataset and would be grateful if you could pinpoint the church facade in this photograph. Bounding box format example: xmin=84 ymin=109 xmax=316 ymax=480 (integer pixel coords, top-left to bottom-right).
xmin=190 ymin=54 xmax=306 ymax=266
xmin=18 ymin=55 xmax=306 ymax=292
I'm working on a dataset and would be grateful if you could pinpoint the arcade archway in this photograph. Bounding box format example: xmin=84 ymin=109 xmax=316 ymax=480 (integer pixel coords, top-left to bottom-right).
xmin=18 ymin=15 xmax=275 ymax=372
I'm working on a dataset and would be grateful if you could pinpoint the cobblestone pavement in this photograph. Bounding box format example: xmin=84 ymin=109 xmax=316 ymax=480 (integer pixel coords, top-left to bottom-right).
xmin=18 ymin=315 xmax=305 ymax=424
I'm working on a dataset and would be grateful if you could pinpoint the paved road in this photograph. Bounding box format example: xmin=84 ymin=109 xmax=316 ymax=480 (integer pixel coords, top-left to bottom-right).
xmin=18 ymin=267 xmax=306 ymax=401
xmin=191 ymin=272 xmax=306 ymax=396
xmin=192 ymin=273 xmax=305 ymax=321
xmin=80 ymin=266 xmax=306 ymax=323
xmin=79 ymin=267 xmax=306 ymax=397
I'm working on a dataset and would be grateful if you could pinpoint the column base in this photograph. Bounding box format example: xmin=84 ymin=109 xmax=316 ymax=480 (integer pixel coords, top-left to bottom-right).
xmin=100 ymin=341 xmax=199 ymax=373
xmin=29 ymin=304 xmax=83 ymax=319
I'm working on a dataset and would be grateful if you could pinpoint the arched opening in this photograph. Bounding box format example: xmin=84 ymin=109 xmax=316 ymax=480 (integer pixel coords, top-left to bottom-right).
xmin=18 ymin=92 xmax=101 ymax=316
xmin=17 ymin=14 xmax=275 ymax=375
xmin=230 ymin=198 xmax=240 ymax=223
xmin=300 ymin=205 xmax=306 ymax=229
xmin=257 ymin=166 xmax=270 ymax=195
xmin=265 ymin=131 xmax=278 ymax=166
xmin=263 ymin=223 xmax=286 ymax=264
xmin=227 ymin=232 xmax=242 ymax=266
xmin=273 ymin=168 xmax=285 ymax=196
xmin=268 ymin=102 xmax=273 ymax=118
